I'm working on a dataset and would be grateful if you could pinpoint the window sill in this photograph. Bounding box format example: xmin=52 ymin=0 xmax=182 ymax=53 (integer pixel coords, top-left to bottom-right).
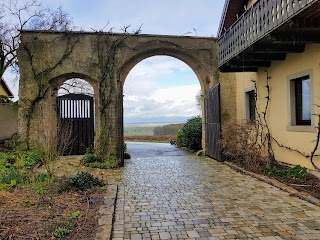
xmin=286 ymin=125 xmax=316 ymax=133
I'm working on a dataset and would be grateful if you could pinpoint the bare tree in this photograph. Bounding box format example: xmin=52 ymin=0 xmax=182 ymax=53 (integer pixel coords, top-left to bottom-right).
xmin=0 ymin=0 xmax=73 ymax=80
xmin=58 ymin=78 xmax=94 ymax=97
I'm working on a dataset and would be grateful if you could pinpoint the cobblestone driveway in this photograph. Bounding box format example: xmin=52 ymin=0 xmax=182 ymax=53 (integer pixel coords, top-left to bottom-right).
xmin=112 ymin=142 xmax=320 ymax=240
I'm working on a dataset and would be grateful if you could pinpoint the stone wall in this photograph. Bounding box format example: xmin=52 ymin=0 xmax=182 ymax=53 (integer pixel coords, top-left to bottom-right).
xmin=17 ymin=30 xmax=230 ymax=163
xmin=0 ymin=103 xmax=18 ymax=141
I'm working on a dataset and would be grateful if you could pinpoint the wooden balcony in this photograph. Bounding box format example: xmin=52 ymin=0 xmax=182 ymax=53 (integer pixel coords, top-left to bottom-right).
xmin=218 ymin=0 xmax=320 ymax=72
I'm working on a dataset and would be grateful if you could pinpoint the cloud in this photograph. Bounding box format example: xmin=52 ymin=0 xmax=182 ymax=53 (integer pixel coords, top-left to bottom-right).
xmin=124 ymin=56 xmax=201 ymax=121
xmin=42 ymin=0 xmax=224 ymax=36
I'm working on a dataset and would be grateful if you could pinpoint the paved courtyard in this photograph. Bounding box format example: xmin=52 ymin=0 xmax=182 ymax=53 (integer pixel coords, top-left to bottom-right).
xmin=112 ymin=142 xmax=320 ymax=240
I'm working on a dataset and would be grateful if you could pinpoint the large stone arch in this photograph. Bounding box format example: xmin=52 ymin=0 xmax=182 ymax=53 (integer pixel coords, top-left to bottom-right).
xmin=118 ymin=47 xmax=216 ymax=153
xmin=17 ymin=30 xmax=232 ymax=166
xmin=119 ymin=48 xmax=210 ymax=90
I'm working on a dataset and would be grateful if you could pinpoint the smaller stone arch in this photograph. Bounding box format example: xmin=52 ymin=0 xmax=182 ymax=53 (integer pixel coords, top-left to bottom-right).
xmin=48 ymin=73 xmax=100 ymax=154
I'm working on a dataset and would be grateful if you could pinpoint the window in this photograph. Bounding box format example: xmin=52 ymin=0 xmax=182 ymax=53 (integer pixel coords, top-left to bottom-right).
xmin=287 ymin=71 xmax=314 ymax=132
xmin=294 ymin=76 xmax=311 ymax=125
xmin=245 ymin=90 xmax=256 ymax=121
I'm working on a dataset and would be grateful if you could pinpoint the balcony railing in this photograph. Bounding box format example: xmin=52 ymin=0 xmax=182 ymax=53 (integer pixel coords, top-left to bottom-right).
xmin=218 ymin=0 xmax=318 ymax=67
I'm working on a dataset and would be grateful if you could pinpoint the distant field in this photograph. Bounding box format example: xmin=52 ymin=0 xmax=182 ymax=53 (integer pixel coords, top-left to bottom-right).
xmin=124 ymin=124 xmax=166 ymax=136
xmin=124 ymin=135 xmax=175 ymax=142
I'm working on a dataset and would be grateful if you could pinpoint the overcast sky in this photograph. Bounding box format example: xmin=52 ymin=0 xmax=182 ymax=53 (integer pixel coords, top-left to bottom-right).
xmin=5 ymin=0 xmax=225 ymax=123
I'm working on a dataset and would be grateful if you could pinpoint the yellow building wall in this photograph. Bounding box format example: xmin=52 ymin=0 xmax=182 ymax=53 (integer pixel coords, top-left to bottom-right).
xmin=235 ymin=44 xmax=320 ymax=170
xmin=0 ymin=85 xmax=9 ymax=96
xmin=247 ymin=0 xmax=257 ymax=9
xmin=235 ymin=72 xmax=257 ymax=121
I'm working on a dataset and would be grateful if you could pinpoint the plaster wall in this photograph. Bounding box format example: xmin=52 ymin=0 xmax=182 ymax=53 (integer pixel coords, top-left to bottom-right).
xmin=0 ymin=103 xmax=18 ymax=140
xmin=247 ymin=0 xmax=258 ymax=8
xmin=0 ymin=86 xmax=8 ymax=96
xmin=235 ymin=43 xmax=320 ymax=170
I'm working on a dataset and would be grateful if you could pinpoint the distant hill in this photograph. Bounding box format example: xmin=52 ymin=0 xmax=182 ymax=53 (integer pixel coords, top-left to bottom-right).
xmin=124 ymin=116 xmax=190 ymax=125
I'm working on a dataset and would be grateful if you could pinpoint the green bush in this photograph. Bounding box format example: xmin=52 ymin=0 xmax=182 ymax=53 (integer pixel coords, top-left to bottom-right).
xmin=176 ymin=129 xmax=184 ymax=147
xmin=81 ymin=149 xmax=99 ymax=164
xmin=179 ymin=116 xmax=202 ymax=151
xmin=65 ymin=172 xmax=104 ymax=191
xmin=264 ymin=165 xmax=308 ymax=179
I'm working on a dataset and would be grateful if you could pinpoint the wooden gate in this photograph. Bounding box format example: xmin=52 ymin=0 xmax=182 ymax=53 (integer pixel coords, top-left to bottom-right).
xmin=57 ymin=94 xmax=94 ymax=155
xmin=205 ymin=83 xmax=222 ymax=160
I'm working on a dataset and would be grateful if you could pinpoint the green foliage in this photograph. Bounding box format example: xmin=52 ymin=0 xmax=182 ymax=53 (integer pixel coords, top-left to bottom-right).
xmin=0 ymin=152 xmax=15 ymax=162
xmin=70 ymin=211 xmax=80 ymax=219
xmin=81 ymin=149 xmax=99 ymax=164
xmin=65 ymin=172 xmax=104 ymax=191
xmin=0 ymin=95 xmax=12 ymax=103
xmin=0 ymin=161 xmax=29 ymax=187
xmin=264 ymin=165 xmax=308 ymax=179
xmin=82 ymin=153 xmax=119 ymax=169
xmin=34 ymin=172 xmax=50 ymax=183
xmin=176 ymin=129 xmax=183 ymax=147
xmin=0 ymin=149 xmax=47 ymax=190
xmin=53 ymin=227 xmax=70 ymax=238
xmin=178 ymin=116 xmax=202 ymax=151
xmin=24 ymin=149 xmax=43 ymax=167
xmin=124 ymin=142 xmax=127 ymax=152
xmin=36 ymin=187 xmax=47 ymax=195
xmin=4 ymin=139 xmax=15 ymax=150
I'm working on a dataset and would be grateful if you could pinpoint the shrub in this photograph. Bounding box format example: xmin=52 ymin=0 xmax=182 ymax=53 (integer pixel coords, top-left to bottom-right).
xmin=65 ymin=172 xmax=104 ymax=191
xmin=221 ymin=121 xmax=272 ymax=172
xmin=179 ymin=116 xmax=202 ymax=151
xmin=176 ymin=129 xmax=184 ymax=148
xmin=81 ymin=149 xmax=99 ymax=164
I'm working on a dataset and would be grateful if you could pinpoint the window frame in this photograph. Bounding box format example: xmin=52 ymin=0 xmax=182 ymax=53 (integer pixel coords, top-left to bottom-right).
xmin=286 ymin=70 xmax=315 ymax=132
xmin=244 ymin=87 xmax=256 ymax=122
xmin=294 ymin=76 xmax=311 ymax=126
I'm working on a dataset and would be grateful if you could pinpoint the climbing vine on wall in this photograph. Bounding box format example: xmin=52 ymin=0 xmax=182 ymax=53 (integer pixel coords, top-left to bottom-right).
xmin=222 ymin=70 xmax=320 ymax=172
xmin=254 ymin=70 xmax=320 ymax=171
xmin=22 ymin=32 xmax=79 ymax=149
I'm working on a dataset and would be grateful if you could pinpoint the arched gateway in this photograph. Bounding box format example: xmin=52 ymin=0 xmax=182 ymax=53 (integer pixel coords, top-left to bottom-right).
xmin=17 ymin=30 xmax=235 ymax=165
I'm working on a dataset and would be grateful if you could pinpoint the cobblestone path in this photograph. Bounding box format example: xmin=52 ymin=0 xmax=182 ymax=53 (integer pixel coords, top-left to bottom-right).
xmin=112 ymin=142 xmax=320 ymax=240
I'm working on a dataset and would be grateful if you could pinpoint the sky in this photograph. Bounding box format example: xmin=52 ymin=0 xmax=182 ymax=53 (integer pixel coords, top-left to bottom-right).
xmin=4 ymin=0 xmax=225 ymax=124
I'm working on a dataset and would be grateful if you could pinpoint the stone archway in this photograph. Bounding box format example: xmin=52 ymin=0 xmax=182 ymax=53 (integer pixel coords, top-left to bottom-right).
xmin=17 ymin=30 xmax=226 ymax=165
xmin=118 ymin=48 xmax=216 ymax=156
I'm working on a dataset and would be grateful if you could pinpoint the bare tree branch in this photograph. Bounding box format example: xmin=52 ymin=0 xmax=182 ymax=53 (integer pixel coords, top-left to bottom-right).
xmin=0 ymin=0 xmax=74 ymax=80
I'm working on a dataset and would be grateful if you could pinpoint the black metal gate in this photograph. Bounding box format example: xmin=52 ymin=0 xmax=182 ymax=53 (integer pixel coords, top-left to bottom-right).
xmin=57 ymin=94 xmax=94 ymax=155
xmin=205 ymin=83 xmax=222 ymax=160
